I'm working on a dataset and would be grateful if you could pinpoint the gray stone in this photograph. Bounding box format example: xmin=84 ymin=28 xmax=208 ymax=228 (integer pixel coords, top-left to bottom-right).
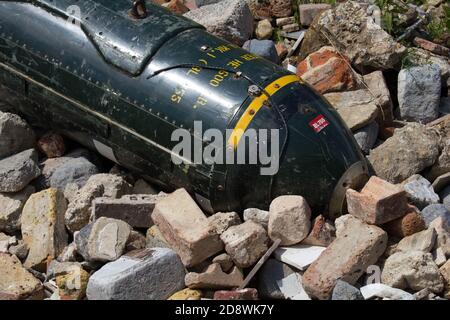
xmin=421 ymin=204 xmax=450 ymax=228
xmin=440 ymin=259 xmax=450 ymax=299
xmin=0 ymin=233 xmax=16 ymax=253
xmin=108 ymin=164 xmax=136 ymax=185
xmin=132 ymin=179 xmax=157 ymax=195
xmin=65 ymin=183 xmax=104 ymax=233
xmin=353 ymin=121 xmax=379 ymax=154
xmin=324 ymin=90 xmax=380 ymax=131
xmin=49 ymin=157 xmax=99 ymax=191
xmin=362 ymin=71 xmax=394 ymax=126
xmin=0 ymin=186 xmax=34 ymax=233
xmin=338 ymin=104 xmax=379 ymax=131
xmin=255 ymin=19 xmax=273 ymax=40
xmin=0 ymin=111 xmax=35 ymax=160
xmin=439 ymin=185 xmax=450 ymax=211
xmin=57 ymin=242 xmax=78 ymax=263
xmin=0 ymin=149 xmax=40 ymax=193
xmin=80 ymin=260 xmax=103 ymax=273
xmin=429 ymin=217 xmax=450 ymax=258
xmin=86 ymin=248 xmax=185 ymax=300
xmin=87 ymin=174 xmax=133 ymax=199
xmin=146 ymin=226 xmax=171 ymax=249
xmin=402 ymin=174 xmax=440 ymax=209
xmin=395 ymin=228 xmax=436 ymax=253
xmin=398 ymin=64 xmax=441 ymax=124
xmin=63 ymin=183 xmax=79 ymax=203
xmin=368 ymin=123 xmax=440 ymax=184
xmin=75 ymin=217 xmax=132 ymax=262
xmin=440 ymin=97 xmax=450 ymax=116
xmin=324 ymin=90 xmax=374 ymax=109
xmin=425 ymin=0 xmax=444 ymax=7
xmin=242 ymin=40 xmax=278 ymax=63
xmin=93 ymin=194 xmax=166 ymax=228
xmin=221 ymin=220 xmax=269 ymax=268
xmin=381 ymin=250 xmax=444 ymax=293
xmin=413 ymin=287 xmax=431 ymax=300
xmin=46 ymin=260 xmax=83 ymax=279
xmin=407 ymin=47 xmax=450 ymax=81
xmin=243 ymin=208 xmax=269 ymax=228
xmin=125 ymin=231 xmax=147 ymax=252
xmin=195 ymin=0 xmax=222 ymax=7
xmin=300 ymin=1 xmax=406 ymax=70
xmin=65 ymin=174 xmax=132 ymax=233
xmin=207 ymin=211 xmax=241 ymax=235
xmin=432 ymin=172 xmax=450 ymax=193
xmin=331 ymin=280 xmax=364 ymax=300
xmin=298 ymin=3 xmax=331 ymax=26
xmin=433 ymin=247 xmax=446 ymax=267
xmin=21 ymin=188 xmax=68 ymax=270
xmin=268 ymin=195 xmax=311 ymax=246
xmin=427 ymin=141 xmax=450 ymax=183
xmin=8 ymin=240 xmax=29 ymax=262
xmin=36 ymin=148 xmax=97 ymax=189
xmin=0 ymin=253 xmax=43 ymax=300
xmin=184 ymin=0 xmax=253 ymax=46
xmin=212 ymin=253 xmax=234 ymax=272
xmin=258 ymin=258 xmax=296 ymax=299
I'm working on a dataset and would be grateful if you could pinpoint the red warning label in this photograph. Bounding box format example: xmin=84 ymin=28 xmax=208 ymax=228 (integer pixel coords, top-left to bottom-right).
xmin=309 ymin=115 xmax=329 ymax=133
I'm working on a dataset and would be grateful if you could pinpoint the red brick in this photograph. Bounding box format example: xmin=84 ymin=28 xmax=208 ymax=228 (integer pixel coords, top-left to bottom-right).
xmin=413 ymin=37 xmax=450 ymax=58
xmin=308 ymin=48 xmax=336 ymax=68
xmin=37 ymin=132 xmax=65 ymax=158
xmin=346 ymin=176 xmax=409 ymax=225
xmin=151 ymin=189 xmax=223 ymax=267
xmin=296 ymin=46 xmax=357 ymax=94
xmin=302 ymin=215 xmax=387 ymax=300
xmin=382 ymin=206 xmax=426 ymax=238
xmin=275 ymin=42 xmax=288 ymax=61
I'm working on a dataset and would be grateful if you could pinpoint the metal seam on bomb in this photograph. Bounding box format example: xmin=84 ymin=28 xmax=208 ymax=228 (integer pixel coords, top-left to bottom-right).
xmin=227 ymin=74 xmax=300 ymax=148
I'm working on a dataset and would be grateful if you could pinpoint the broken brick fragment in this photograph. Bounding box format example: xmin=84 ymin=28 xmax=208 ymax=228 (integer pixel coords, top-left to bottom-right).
xmin=346 ymin=176 xmax=409 ymax=225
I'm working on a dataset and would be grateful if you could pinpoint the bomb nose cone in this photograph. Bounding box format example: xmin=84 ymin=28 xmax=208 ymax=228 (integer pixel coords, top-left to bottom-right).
xmin=269 ymin=82 xmax=370 ymax=217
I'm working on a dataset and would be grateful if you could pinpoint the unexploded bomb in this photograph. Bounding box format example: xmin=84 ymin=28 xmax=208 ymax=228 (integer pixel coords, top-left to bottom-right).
xmin=0 ymin=0 xmax=369 ymax=217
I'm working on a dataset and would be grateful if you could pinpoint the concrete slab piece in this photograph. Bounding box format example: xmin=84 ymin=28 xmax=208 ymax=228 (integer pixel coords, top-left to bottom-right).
xmin=274 ymin=244 xmax=326 ymax=271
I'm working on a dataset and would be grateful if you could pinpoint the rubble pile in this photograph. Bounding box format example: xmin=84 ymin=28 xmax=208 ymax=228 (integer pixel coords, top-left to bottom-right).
xmin=1 ymin=0 xmax=450 ymax=300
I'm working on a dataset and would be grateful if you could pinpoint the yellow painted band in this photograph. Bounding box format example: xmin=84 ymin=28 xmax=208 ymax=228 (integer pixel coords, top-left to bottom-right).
xmin=228 ymin=74 xmax=300 ymax=148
